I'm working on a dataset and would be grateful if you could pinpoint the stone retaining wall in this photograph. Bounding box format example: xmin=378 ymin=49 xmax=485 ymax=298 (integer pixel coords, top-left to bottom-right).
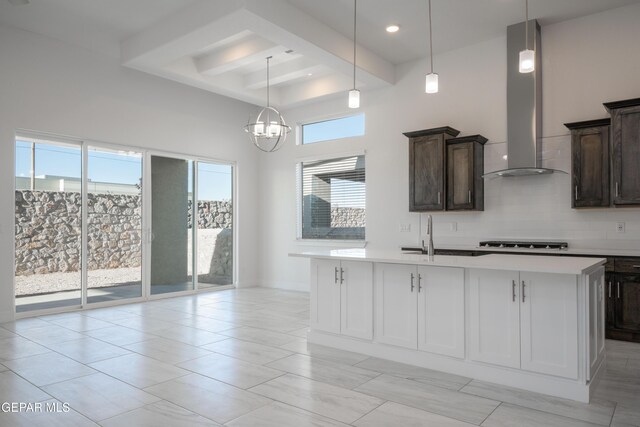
xmin=15 ymin=190 xmax=359 ymax=277
xmin=14 ymin=190 xmax=233 ymax=276
xmin=331 ymin=207 xmax=365 ymax=228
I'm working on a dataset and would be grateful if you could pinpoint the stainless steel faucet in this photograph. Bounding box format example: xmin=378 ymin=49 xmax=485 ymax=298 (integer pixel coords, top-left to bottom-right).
xmin=423 ymin=214 xmax=434 ymax=261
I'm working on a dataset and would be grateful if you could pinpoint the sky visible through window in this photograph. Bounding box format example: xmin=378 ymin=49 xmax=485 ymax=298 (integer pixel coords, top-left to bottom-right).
xmin=302 ymin=114 xmax=364 ymax=144
xmin=15 ymin=140 xmax=232 ymax=201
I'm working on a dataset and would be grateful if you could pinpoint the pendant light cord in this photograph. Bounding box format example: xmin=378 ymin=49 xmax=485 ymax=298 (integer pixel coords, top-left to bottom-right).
xmin=525 ymin=0 xmax=529 ymax=50
xmin=428 ymin=0 xmax=433 ymax=74
xmin=353 ymin=0 xmax=357 ymax=89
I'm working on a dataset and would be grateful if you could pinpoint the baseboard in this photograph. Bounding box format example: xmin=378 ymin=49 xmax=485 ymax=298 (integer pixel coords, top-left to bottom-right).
xmin=259 ymin=280 xmax=309 ymax=292
xmin=0 ymin=308 xmax=14 ymax=323
xmin=235 ymin=281 xmax=261 ymax=289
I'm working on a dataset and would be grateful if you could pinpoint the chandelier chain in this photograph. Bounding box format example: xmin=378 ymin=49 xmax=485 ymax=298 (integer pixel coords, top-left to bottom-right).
xmin=266 ymin=56 xmax=272 ymax=107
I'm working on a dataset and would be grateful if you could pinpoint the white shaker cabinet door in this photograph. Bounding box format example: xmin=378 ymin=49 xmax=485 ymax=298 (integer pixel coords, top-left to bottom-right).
xmin=417 ymin=266 xmax=465 ymax=358
xmin=310 ymin=259 xmax=341 ymax=334
xmin=468 ymin=268 xmax=521 ymax=368
xmin=375 ymin=263 xmax=418 ymax=349
xmin=340 ymin=261 xmax=373 ymax=340
xmin=520 ymin=272 xmax=578 ymax=379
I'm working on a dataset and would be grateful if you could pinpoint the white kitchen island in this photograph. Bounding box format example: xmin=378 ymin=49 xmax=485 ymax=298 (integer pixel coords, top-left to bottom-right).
xmin=290 ymin=249 xmax=606 ymax=402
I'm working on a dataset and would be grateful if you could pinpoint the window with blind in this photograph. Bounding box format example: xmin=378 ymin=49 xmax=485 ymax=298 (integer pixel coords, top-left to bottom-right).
xmin=300 ymin=155 xmax=365 ymax=240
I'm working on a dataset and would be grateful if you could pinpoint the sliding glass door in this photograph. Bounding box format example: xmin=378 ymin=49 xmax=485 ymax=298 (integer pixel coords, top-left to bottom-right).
xmin=15 ymin=136 xmax=234 ymax=315
xmin=87 ymin=147 xmax=143 ymax=303
xmin=15 ymin=137 xmax=83 ymax=312
xmin=196 ymin=161 xmax=233 ymax=289
xmin=150 ymin=155 xmax=194 ymax=295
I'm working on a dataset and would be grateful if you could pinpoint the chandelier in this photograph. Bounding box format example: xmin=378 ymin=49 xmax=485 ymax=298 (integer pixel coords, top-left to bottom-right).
xmin=244 ymin=56 xmax=291 ymax=152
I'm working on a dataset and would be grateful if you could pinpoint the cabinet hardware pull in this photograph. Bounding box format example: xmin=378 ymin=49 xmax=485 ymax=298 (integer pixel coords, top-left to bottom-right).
xmin=410 ymin=273 xmax=415 ymax=292
xmin=512 ymin=280 xmax=516 ymax=302
xmin=608 ymin=281 xmax=612 ymax=298
xmin=340 ymin=268 xmax=345 ymax=284
xmin=522 ymin=281 xmax=526 ymax=303
xmin=616 ymin=182 xmax=619 ymax=198
xmin=617 ymin=282 xmax=620 ymax=298
xmin=334 ymin=267 xmax=339 ymax=284
xmin=418 ymin=274 xmax=423 ymax=292
xmin=575 ymin=186 xmax=578 ymax=201
xmin=437 ymin=191 xmax=441 ymax=205
xmin=468 ymin=190 xmax=472 ymax=203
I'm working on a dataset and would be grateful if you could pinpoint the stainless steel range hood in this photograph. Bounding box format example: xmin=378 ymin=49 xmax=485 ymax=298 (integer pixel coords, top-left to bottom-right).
xmin=483 ymin=20 xmax=566 ymax=178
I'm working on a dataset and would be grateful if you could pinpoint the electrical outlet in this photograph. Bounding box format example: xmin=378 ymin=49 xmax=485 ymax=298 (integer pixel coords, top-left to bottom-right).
xmin=399 ymin=224 xmax=411 ymax=232
xmin=616 ymin=222 xmax=625 ymax=233
xmin=450 ymin=222 xmax=457 ymax=232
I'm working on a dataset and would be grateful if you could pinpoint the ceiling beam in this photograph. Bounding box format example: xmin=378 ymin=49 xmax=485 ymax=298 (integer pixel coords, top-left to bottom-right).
xmin=195 ymin=35 xmax=283 ymax=76
xmin=243 ymin=57 xmax=325 ymax=89
xmin=242 ymin=0 xmax=395 ymax=86
xmin=121 ymin=0 xmax=247 ymax=67
xmin=121 ymin=0 xmax=395 ymax=107
xmin=279 ymin=74 xmax=354 ymax=107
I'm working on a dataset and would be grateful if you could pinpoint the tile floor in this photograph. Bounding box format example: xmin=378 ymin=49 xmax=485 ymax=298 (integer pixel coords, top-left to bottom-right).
xmin=0 ymin=288 xmax=638 ymax=426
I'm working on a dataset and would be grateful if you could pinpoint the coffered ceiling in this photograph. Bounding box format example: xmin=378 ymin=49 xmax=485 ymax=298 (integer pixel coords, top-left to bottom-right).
xmin=1 ymin=0 xmax=639 ymax=107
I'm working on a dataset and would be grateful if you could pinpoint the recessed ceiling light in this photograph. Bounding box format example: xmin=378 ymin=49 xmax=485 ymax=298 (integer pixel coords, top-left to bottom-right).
xmin=307 ymin=73 xmax=313 ymax=77
xmin=386 ymin=25 xmax=400 ymax=33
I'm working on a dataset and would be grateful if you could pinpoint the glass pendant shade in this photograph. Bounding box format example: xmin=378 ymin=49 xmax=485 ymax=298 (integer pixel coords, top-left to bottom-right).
xmin=519 ymin=49 xmax=535 ymax=73
xmin=244 ymin=106 xmax=291 ymax=152
xmin=348 ymin=89 xmax=360 ymax=109
xmin=425 ymin=72 xmax=439 ymax=94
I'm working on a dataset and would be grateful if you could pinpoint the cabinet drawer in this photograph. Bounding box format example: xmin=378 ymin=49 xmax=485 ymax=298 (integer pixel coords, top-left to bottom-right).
xmin=614 ymin=258 xmax=640 ymax=273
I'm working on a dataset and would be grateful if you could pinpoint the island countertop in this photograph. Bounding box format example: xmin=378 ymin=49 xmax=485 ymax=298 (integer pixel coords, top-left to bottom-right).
xmin=289 ymin=249 xmax=606 ymax=275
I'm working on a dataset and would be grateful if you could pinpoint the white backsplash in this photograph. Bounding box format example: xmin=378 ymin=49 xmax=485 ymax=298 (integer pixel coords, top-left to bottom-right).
xmin=424 ymin=135 xmax=640 ymax=251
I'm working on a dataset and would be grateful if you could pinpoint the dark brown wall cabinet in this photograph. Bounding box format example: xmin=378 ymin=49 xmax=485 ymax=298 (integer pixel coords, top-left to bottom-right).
xmin=404 ymin=127 xmax=486 ymax=212
xmin=404 ymin=127 xmax=459 ymax=211
xmin=446 ymin=135 xmax=487 ymax=211
xmin=605 ymin=98 xmax=640 ymax=206
xmin=564 ymin=119 xmax=610 ymax=208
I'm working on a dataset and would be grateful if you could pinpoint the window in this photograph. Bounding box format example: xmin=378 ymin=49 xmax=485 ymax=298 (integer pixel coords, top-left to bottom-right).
xmin=300 ymin=155 xmax=365 ymax=240
xmin=301 ymin=114 xmax=365 ymax=144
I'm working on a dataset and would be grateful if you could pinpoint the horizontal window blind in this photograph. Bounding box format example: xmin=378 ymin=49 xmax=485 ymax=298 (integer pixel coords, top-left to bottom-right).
xmin=301 ymin=155 xmax=365 ymax=240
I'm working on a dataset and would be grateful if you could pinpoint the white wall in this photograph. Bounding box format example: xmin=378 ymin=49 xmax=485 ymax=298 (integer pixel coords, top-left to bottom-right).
xmin=0 ymin=24 xmax=261 ymax=322
xmin=259 ymin=3 xmax=640 ymax=291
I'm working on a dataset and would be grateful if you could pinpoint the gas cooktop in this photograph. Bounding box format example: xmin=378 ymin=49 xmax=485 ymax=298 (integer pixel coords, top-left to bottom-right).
xmin=478 ymin=241 xmax=569 ymax=250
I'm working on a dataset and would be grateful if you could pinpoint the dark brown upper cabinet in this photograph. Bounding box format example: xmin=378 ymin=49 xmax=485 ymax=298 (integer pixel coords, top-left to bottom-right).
xmin=604 ymin=98 xmax=640 ymax=206
xmin=446 ymin=135 xmax=487 ymax=211
xmin=564 ymin=119 xmax=610 ymax=208
xmin=404 ymin=127 xmax=459 ymax=211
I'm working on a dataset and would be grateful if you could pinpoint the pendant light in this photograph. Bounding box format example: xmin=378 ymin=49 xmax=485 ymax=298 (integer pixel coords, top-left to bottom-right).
xmin=519 ymin=0 xmax=535 ymax=73
xmin=425 ymin=0 xmax=438 ymax=93
xmin=348 ymin=0 xmax=360 ymax=108
xmin=244 ymin=56 xmax=291 ymax=152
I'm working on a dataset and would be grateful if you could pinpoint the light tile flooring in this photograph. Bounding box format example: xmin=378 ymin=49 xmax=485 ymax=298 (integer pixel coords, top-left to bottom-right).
xmin=0 ymin=288 xmax=638 ymax=426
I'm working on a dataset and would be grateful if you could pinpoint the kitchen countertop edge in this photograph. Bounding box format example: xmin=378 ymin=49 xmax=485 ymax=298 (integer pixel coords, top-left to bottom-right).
xmin=289 ymin=250 xmax=606 ymax=275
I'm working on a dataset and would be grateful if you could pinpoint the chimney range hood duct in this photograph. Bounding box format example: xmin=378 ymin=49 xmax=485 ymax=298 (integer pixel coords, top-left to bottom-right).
xmin=483 ymin=20 xmax=566 ymax=178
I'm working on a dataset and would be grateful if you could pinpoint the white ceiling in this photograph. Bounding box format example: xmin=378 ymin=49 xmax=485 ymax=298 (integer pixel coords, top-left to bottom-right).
xmin=2 ymin=0 xmax=639 ymax=107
